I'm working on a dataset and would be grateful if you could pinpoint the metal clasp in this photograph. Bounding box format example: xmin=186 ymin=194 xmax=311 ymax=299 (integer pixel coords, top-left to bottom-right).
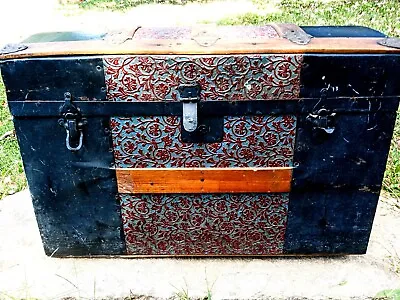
xmin=58 ymin=92 xmax=87 ymax=152
xmin=178 ymin=84 xmax=201 ymax=132
xmin=307 ymin=109 xmax=336 ymax=135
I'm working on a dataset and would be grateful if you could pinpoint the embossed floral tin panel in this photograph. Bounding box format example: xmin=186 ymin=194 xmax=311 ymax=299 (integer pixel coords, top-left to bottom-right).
xmin=103 ymin=55 xmax=303 ymax=102
xmin=110 ymin=115 xmax=297 ymax=168
xmin=120 ymin=193 xmax=290 ymax=255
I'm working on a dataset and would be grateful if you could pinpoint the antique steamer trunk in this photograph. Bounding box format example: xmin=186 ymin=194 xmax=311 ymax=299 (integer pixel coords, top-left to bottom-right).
xmin=1 ymin=24 xmax=399 ymax=257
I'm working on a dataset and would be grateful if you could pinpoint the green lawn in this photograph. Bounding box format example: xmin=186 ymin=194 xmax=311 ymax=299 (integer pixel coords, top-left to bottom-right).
xmin=0 ymin=0 xmax=399 ymax=200
xmin=77 ymin=0 xmax=209 ymax=10
xmin=218 ymin=0 xmax=400 ymax=37
xmin=0 ymin=76 xmax=25 ymax=199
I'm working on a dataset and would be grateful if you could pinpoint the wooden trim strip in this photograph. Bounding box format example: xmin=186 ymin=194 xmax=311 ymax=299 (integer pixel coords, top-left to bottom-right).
xmin=1 ymin=37 xmax=399 ymax=60
xmin=116 ymin=167 xmax=292 ymax=194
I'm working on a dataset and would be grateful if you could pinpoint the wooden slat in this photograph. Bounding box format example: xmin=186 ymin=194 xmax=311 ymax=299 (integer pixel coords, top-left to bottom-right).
xmin=1 ymin=37 xmax=399 ymax=60
xmin=116 ymin=167 xmax=292 ymax=194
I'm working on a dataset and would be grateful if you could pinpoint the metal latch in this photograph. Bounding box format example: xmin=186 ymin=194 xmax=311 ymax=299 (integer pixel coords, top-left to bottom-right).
xmin=58 ymin=92 xmax=87 ymax=151
xmin=307 ymin=109 xmax=336 ymax=135
xmin=178 ymin=84 xmax=201 ymax=132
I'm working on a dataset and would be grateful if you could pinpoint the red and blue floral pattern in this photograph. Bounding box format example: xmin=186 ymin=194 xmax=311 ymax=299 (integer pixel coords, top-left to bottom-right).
xmin=103 ymin=54 xmax=302 ymax=102
xmin=120 ymin=193 xmax=289 ymax=255
xmin=111 ymin=115 xmax=296 ymax=168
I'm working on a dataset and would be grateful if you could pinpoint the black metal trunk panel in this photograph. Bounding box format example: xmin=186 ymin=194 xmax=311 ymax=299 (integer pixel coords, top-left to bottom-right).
xmin=1 ymin=57 xmax=106 ymax=101
xmin=284 ymin=53 xmax=400 ymax=254
xmin=292 ymin=107 xmax=398 ymax=190
xmin=13 ymin=117 xmax=125 ymax=256
xmin=300 ymin=54 xmax=400 ymax=98
xmin=284 ymin=190 xmax=379 ymax=254
xmin=284 ymin=103 xmax=398 ymax=253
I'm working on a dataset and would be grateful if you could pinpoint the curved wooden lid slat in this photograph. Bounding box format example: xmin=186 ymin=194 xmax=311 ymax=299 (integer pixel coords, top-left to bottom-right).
xmin=1 ymin=24 xmax=399 ymax=60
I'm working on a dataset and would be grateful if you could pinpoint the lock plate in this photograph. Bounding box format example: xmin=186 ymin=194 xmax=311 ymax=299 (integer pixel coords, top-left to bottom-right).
xmin=181 ymin=116 xmax=224 ymax=143
xmin=177 ymin=84 xmax=223 ymax=143
xmin=178 ymin=84 xmax=201 ymax=133
xmin=182 ymin=102 xmax=198 ymax=132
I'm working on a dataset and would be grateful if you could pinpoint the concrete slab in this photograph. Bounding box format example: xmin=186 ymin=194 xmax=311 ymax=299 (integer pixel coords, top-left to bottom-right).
xmin=0 ymin=190 xmax=399 ymax=299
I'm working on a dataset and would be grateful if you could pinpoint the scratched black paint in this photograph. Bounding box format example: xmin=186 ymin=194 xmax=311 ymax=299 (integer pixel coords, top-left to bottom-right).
xmin=1 ymin=57 xmax=106 ymax=101
xmin=299 ymin=54 xmax=400 ymax=98
xmin=12 ymin=116 xmax=125 ymax=256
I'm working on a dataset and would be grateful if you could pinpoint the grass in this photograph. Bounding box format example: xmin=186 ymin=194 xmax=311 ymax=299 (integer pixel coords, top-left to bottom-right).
xmin=218 ymin=0 xmax=400 ymax=38
xmin=375 ymin=288 xmax=400 ymax=300
xmin=384 ymin=112 xmax=400 ymax=202
xmin=0 ymin=0 xmax=400 ymax=200
xmin=77 ymin=0 xmax=210 ymax=11
xmin=0 ymin=75 xmax=26 ymax=199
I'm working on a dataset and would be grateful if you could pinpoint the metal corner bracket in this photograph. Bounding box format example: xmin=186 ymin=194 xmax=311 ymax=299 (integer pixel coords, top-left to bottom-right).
xmin=270 ymin=23 xmax=313 ymax=45
xmin=283 ymin=29 xmax=313 ymax=45
xmin=377 ymin=37 xmax=400 ymax=49
xmin=0 ymin=43 xmax=28 ymax=55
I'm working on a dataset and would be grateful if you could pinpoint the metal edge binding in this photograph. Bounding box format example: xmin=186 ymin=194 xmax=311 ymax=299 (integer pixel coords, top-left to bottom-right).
xmin=103 ymin=26 xmax=142 ymax=45
xmin=377 ymin=37 xmax=400 ymax=49
xmin=191 ymin=25 xmax=221 ymax=47
xmin=270 ymin=23 xmax=313 ymax=45
xmin=0 ymin=43 xmax=28 ymax=55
